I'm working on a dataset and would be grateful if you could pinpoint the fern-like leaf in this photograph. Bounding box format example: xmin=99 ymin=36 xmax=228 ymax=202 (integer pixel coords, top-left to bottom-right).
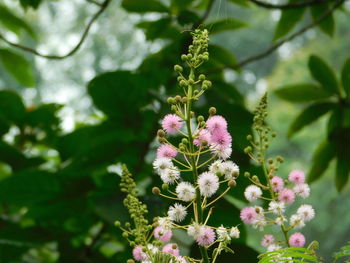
xmin=333 ymin=242 xmax=350 ymax=263
xmin=258 ymin=247 xmax=318 ymax=263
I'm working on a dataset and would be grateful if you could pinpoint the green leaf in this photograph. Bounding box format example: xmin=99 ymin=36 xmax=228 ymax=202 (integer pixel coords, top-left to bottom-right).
xmin=137 ymin=18 xmax=177 ymax=40
xmin=0 ymin=48 xmax=35 ymax=86
xmin=273 ymin=4 xmax=306 ymax=40
xmin=288 ymin=102 xmax=334 ymax=137
xmin=311 ymin=3 xmax=335 ymax=37
xmin=274 ymin=83 xmax=332 ymax=102
xmin=333 ymin=242 xmax=350 ymax=262
xmin=341 ymin=57 xmax=350 ymax=97
xmin=0 ymin=90 xmax=26 ymax=124
xmin=19 ymin=0 xmax=42 ymax=9
xmin=121 ymin=0 xmax=168 ymax=13
xmin=308 ymin=141 xmax=336 ymax=183
xmin=227 ymin=0 xmax=250 ymax=7
xmin=207 ymin=19 xmax=247 ymax=35
xmin=335 ymin=137 xmax=350 ymax=191
xmin=208 ymin=44 xmax=237 ymax=69
xmin=308 ymin=55 xmax=338 ymax=95
xmin=0 ymin=4 xmax=35 ymax=37
xmin=258 ymin=247 xmax=318 ymax=263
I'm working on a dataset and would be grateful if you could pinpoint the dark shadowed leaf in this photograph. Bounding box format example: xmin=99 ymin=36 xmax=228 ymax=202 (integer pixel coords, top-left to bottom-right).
xmin=274 ymin=4 xmax=305 ymax=40
xmin=208 ymin=44 xmax=238 ymax=70
xmin=274 ymin=83 xmax=331 ymax=102
xmin=137 ymin=18 xmax=177 ymax=40
xmin=121 ymin=0 xmax=168 ymax=13
xmin=0 ymin=90 xmax=26 ymax=124
xmin=288 ymin=102 xmax=334 ymax=137
xmin=341 ymin=57 xmax=350 ymax=97
xmin=336 ymin=149 xmax=350 ymax=191
xmin=311 ymin=3 xmax=335 ymax=37
xmin=308 ymin=55 xmax=338 ymax=95
xmin=19 ymin=0 xmax=42 ymax=9
xmin=207 ymin=19 xmax=247 ymax=35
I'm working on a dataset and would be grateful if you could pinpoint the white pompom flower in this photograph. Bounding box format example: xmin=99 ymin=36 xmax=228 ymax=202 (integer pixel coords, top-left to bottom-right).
xmin=268 ymin=201 xmax=285 ymax=215
xmin=209 ymin=160 xmax=224 ymax=174
xmin=221 ymin=161 xmax=239 ymax=180
xmin=153 ymin=158 xmax=174 ymax=175
xmin=290 ymin=214 xmax=305 ymax=229
xmin=168 ymin=203 xmax=187 ymax=222
xmin=297 ymin=204 xmax=315 ymax=222
xmin=229 ymin=227 xmax=240 ymax=239
xmin=216 ymin=225 xmax=230 ymax=241
xmin=160 ymin=168 xmax=180 ymax=184
xmin=198 ymin=172 xmax=219 ymax=198
xmin=293 ymin=183 xmax=310 ymax=198
xmin=244 ymin=185 xmax=262 ymax=202
xmin=176 ymin=182 xmax=196 ymax=202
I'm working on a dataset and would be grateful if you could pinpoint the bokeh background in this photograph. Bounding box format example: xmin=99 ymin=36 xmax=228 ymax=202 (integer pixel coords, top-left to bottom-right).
xmin=0 ymin=0 xmax=350 ymax=262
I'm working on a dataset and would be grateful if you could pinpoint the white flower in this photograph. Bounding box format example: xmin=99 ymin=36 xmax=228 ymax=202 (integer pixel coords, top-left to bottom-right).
xmin=168 ymin=203 xmax=187 ymax=222
xmin=147 ymin=244 xmax=159 ymax=254
xmin=160 ymin=168 xmax=180 ymax=184
xmin=252 ymin=214 xmax=267 ymax=231
xmin=210 ymin=145 xmax=232 ymax=160
xmin=153 ymin=158 xmax=173 ymax=175
xmin=244 ymin=185 xmax=262 ymax=202
xmin=198 ymin=172 xmax=219 ymax=198
xmin=297 ymin=204 xmax=315 ymax=222
xmin=229 ymin=227 xmax=240 ymax=238
xmin=157 ymin=217 xmax=172 ymax=229
xmin=267 ymin=244 xmax=282 ymax=252
xmin=187 ymin=223 xmax=203 ymax=239
xmin=290 ymin=214 xmax=305 ymax=229
xmin=293 ymin=183 xmax=310 ymax=198
xmin=221 ymin=161 xmax=239 ymax=180
xmin=275 ymin=216 xmax=286 ymax=225
xmin=268 ymin=201 xmax=285 ymax=214
xmin=216 ymin=225 xmax=230 ymax=241
xmin=209 ymin=160 xmax=223 ymax=174
xmin=176 ymin=182 xmax=196 ymax=202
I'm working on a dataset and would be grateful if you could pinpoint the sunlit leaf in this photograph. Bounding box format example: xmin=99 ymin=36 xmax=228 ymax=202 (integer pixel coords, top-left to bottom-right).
xmin=207 ymin=19 xmax=247 ymax=35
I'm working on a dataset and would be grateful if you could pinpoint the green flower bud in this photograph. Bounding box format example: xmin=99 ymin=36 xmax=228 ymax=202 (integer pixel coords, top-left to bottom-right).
xmin=244 ymin=172 xmax=250 ymax=177
xmin=175 ymin=95 xmax=181 ymax=102
xmin=122 ymin=232 xmax=129 ymax=238
xmin=182 ymin=97 xmax=188 ymax=103
xmin=182 ymin=138 xmax=188 ymax=144
xmin=180 ymin=80 xmax=187 ymax=87
xmin=181 ymin=54 xmax=187 ymax=61
xmin=209 ymin=107 xmax=216 ymax=115
xmin=228 ymin=180 xmax=236 ymax=187
xmin=171 ymin=105 xmax=177 ymax=111
xmin=199 ymin=74 xmax=206 ymax=81
xmin=246 ymin=135 xmax=253 ymax=141
xmin=162 ymin=184 xmax=169 ymax=191
xmin=197 ymin=115 xmax=204 ymax=122
xmin=152 ymin=187 xmax=160 ymax=195
xmin=167 ymin=97 xmax=175 ymax=104
xmin=174 ymin=65 xmax=183 ymax=72
xmin=157 ymin=129 xmax=165 ymax=137
xmin=114 ymin=221 xmax=121 ymax=227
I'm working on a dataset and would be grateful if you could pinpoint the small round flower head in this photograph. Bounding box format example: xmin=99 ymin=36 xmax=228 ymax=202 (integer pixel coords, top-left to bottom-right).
xmin=157 ymin=144 xmax=178 ymax=159
xmin=160 ymin=168 xmax=180 ymax=184
xmin=168 ymin=203 xmax=187 ymax=222
xmin=268 ymin=201 xmax=285 ymax=214
xmin=133 ymin=245 xmax=146 ymax=261
xmin=154 ymin=226 xmax=172 ymax=242
xmin=229 ymin=227 xmax=240 ymax=238
xmin=271 ymin=176 xmax=284 ymax=192
xmin=297 ymin=204 xmax=315 ymax=222
xmin=240 ymin=207 xmax=258 ymax=224
xmin=244 ymin=185 xmax=263 ymax=202
xmin=157 ymin=217 xmax=172 ymax=229
xmin=147 ymin=243 xmax=159 ymax=254
xmin=293 ymin=183 xmax=310 ymax=198
xmin=288 ymin=170 xmax=305 ymax=184
xmin=216 ymin=225 xmax=230 ymax=241
xmin=162 ymin=243 xmax=180 ymax=257
xmin=275 ymin=216 xmax=287 ymax=225
xmin=289 ymin=232 xmax=305 ymax=247
xmin=206 ymin=115 xmax=227 ymax=132
xmin=198 ymin=172 xmax=219 ymax=198
xmin=221 ymin=161 xmax=239 ymax=180
xmin=278 ymin=188 xmax=295 ymax=204
xmin=187 ymin=223 xmax=203 ymax=239
xmin=290 ymin=214 xmax=305 ymax=229
xmin=176 ymin=182 xmax=196 ymax=202
xmin=267 ymin=244 xmax=282 ymax=252
xmin=252 ymin=214 xmax=267 ymax=231
xmin=209 ymin=159 xmax=224 ymax=174
xmin=210 ymin=145 xmax=232 ymax=160
xmin=176 ymin=256 xmax=187 ymax=263
xmin=153 ymin=158 xmax=174 ymax=174
xmin=196 ymin=226 xmax=216 ymax=246
xmin=261 ymin=234 xmax=275 ymax=247
xmin=210 ymin=129 xmax=232 ymax=148
xmin=194 ymin=129 xmax=211 ymax=147
xmin=162 ymin=114 xmax=183 ymax=134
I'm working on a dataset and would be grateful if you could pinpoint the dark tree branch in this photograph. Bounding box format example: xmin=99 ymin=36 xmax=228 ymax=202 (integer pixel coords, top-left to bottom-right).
xmin=249 ymin=0 xmax=330 ymax=9
xmin=0 ymin=0 xmax=111 ymax=59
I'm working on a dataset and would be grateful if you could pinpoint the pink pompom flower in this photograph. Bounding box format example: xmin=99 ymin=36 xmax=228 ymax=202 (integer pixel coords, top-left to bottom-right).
xmin=210 ymin=129 xmax=232 ymax=148
xmin=289 ymin=232 xmax=306 ymax=247
xmin=157 ymin=144 xmax=178 ymax=159
xmin=271 ymin=176 xmax=284 ymax=192
xmin=278 ymin=188 xmax=295 ymax=204
xmin=154 ymin=226 xmax=172 ymax=242
xmin=133 ymin=245 xmax=146 ymax=261
xmin=261 ymin=234 xmax=275 ymax=247
xmin=196 ymin=226 xmax=216 ymax=246
xmin=240 ymin=207 xmax=258 ymax=224
xmin=293 ymin=183 xmax=310 ymax=198
xmin=206 ymin=115 xmax=227 ymax=132
xmin=162 ymin=114 xmax=183 ymax=134
xmin=194 ymin=129 xmax=211 ymax=147
xmin=288 ymin=170 xmax=305 ymax=184
xmin=162 ymin=243 xmax=180 ymax=257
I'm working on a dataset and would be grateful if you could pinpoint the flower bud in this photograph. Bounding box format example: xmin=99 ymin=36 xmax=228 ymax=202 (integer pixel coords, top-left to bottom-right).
xmin=268 ymin=158 xmax=273 ymax=164
xmin=181 ymin=54 xmax=187 ymax=61
xmin=180 ymin=80 xmax=187 ymax=87
xmin=209 ymin=107 xmax=216 ymax=115
xmin=157 ymin=129 xmax=165 ymax=137
xmin=158 ymin=137 xmax=166 ymax=143
xmin=197 ymin=115 xmax=204 ymax=122
xmin=167 ymin=97 xmax=175 ymax=104
xmin=122 ymin=232 xmax=129 ymax=238
xmin=228 ymin=180 xmax=236 ymax=187
xmin=244 ymin=172 xmax=250 ymax=177
xmin=246 ymin=135 xmax=252 ymax=141
xmin=171 ymin=105 xmax=177 ymax=111
xmin=182 ymin=138 xmax=188 ymax=144
xmin=199 ymin=74 xmax=206 ymax=81
xmin=162 ymin=184 xmax=169 ymax=191
xmin=188 ymin=79 xmax=195 ymax=85
xmin=203 ymin=80 xmax=212 ymax=88
xmin=152 ymin=187 xmax=160 ymax=195
xmin=174 ymin=65 xmax=183 ymax=72
xmin=127 ymin=259 xmax=135 ymax=263
xmin=175 ymin=95 xmax=181 ymax=102
xmin=114 ymin=221 xmax=121 ymax=227
xmin=190 ymin=111 xmax=195 ymax=118
xmin=182 ymin=97 xmax=188 ymax=103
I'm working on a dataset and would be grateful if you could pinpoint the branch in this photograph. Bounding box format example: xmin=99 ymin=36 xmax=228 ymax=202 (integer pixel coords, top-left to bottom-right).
xmin=0 ymin=0 xmax=111 ymax=60
xmin=193 ymin=0 xmax=216 ymax=29
xmin=249 ymin=0 xmax=330 ymax=9
xmin=210 ymin=0 xmax=345 ymax=72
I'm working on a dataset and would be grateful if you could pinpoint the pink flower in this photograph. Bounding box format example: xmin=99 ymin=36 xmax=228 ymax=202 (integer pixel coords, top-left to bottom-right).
xmin=194 ymin=129 xmax=211 ymax=147
xmin=162 ymin=114 xmax=183 ymax=134
xmin=261 ymin=234 xmax=275 ymax=247
xmin=210 ymin=129 xmax=232 ymax=148
xmin=206 ymin=115 xmax=227 ymax=132
xmin=196 ymin=226 xmax=216 ymax=246
xmin=278 ymin=188 xmax=295 ymax=204
xmin=157 ymin=144 xmax=177 ymax=159
xmin=133 ymin=245 xmax=146 ymax=261
xmin=289 ymin=232 xmax=306 ymax=247
xmin=240 ymin=207 xmax=258 ymax=224
xmin=271 ymin=176 xmax=284 ymax=192
xmin=154 ymin=226 xmax=172 ymax=242
xmin=162 ymin=243 xmax=180 ymax=256
xmin=293 ymin=183 xmax=310 ymax=198
xmin=288 ymin=170 xmax=305 ymax=184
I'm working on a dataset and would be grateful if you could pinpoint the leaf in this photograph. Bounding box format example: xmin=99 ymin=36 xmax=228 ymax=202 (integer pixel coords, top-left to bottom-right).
xmin=333 ymin=242 xmax=350 ymax=262
xmin=121 ymin=0 xmax=168 ymax=13
xmin=288 ymin=102 xmax=334 ymax=137
xmin=207 ymin=19 xmax=247 ymax=35
xmin=341 ymin=57 xmax=350 ymax=97
xmin=0 ymin=48 xmax=35 ymax=87
xmin=335 ymin=134 xmax=350 ymax=191
xmin=208 ymin=44 xmax=238 ymax=69
xmin=308 ymin=141 xmax=336 ymax=183
xmin=0 ymin=90 xmax=26 ymax=124
xmin=227 ymin=0 xmax=251 ymax=7
xmin=137 ymin=18 xmax=177 ymax=40
xmin=308 ymin=55 xmax=339 ymax=95
xmin=0 ymin=4 xmax=35 ymax=37
xmin=258 ymin=247 xmax=318 ymax=263
xmin=273 ymin=3 xmax=306 ymax=40
xmin=274 ymin=83 xmax=332 ymax=102
xmin=177 ymin=10 xmax=200 ymax=26
xmin=311 ymin=3 xmax=335 ymax=37
xmin=19 ymin=0 xmax=42 ymax=9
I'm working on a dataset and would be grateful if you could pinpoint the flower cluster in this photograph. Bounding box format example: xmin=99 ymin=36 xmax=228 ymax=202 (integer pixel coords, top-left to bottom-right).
xmin=240 ymin=94 xmax=316 ymax=252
